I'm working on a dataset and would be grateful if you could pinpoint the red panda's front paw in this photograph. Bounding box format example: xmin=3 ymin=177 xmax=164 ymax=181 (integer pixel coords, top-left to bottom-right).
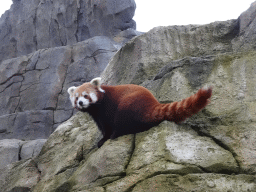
xmin=97 ymin=138 xmax=107 ymax=148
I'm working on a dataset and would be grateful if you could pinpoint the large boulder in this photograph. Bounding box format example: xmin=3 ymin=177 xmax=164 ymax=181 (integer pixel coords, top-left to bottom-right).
xmin=0 ymin=139 xmax=25 ymax=171
xmin=20 ymin=139 xmax=47 ymax=160
xmin=0 ymin=0 xmax=137 ymax=63
xmin=1 ymin=113 xmax=255 ymax=192
xmin=0 ymin=0 xmax=140 ymax=140
xmin=101 ymin=2 xmax=256 ymax=175
xmin=0 ymin=0 xmax=141 ymax=179
xmin=0 ymin=36 xmax=120 ymax=140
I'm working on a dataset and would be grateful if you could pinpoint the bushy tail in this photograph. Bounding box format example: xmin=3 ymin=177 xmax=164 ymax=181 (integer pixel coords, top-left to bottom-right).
xmin=153 ymin=87 xmax=212 ymax=123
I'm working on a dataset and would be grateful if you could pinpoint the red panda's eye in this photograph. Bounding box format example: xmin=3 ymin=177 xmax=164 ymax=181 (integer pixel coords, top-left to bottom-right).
xmin=84 ymin=95 xmax=88 ymax=98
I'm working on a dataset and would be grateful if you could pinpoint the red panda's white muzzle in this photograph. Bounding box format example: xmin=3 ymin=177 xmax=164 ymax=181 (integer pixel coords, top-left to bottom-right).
xmin=77 ymin=97 xmax=90 ymax=109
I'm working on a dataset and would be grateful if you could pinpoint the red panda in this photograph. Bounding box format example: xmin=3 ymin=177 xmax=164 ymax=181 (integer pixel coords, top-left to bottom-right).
xmin=68 ymin=77 xmax=212 ymax=148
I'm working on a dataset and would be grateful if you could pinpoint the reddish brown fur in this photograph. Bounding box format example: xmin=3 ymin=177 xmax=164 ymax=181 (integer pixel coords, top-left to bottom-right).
xmin=69 ymin=81 xmax=212 ymax=147
xmin=151 ymin=88 xmax=212 ymax=123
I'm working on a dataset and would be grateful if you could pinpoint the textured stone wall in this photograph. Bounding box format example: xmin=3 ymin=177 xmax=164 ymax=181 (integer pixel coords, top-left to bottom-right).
xmin=0 ymin=0 xmax=140 ymax=140
xmin=0 ymin=0 xmax=137 ymax=63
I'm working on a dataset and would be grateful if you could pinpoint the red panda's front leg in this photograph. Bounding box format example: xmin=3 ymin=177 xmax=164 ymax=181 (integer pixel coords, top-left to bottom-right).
xmin=90 ymin=115 xmax=114 ymax=148
xmin=97 ymin=126 xmax=113 ymax=148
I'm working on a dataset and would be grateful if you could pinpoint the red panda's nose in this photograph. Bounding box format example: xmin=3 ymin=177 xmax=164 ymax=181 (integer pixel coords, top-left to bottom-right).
xmin=79 ymin=101 xmax=83 ymax=106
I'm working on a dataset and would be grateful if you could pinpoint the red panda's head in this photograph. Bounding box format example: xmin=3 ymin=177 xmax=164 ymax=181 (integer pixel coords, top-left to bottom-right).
xmin=67 ymin=77 xmax=105 ymax=110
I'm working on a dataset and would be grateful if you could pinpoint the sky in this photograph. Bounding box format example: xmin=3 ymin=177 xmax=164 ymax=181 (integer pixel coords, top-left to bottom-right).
xmin=134 ymin=0 xmax=254 ymax=32
xmin=0 ymin=0 xmax=254 ymax=32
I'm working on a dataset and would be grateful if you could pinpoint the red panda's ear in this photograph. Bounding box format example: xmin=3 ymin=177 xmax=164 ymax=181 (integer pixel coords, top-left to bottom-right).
xmin=90 ymin=77 xmax=101 ymax=86
xmin=67 ymin=86 xmax=77 ymax=96
xmin=90 ymin=77 xmax=105 ymax=93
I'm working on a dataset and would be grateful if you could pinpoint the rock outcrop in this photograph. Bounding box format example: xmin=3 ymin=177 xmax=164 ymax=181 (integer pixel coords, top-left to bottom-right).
xmin=0 ymin=0 xmax=137 ymax=63
xmin=2 ymin=1 xmax=256 ymax=192
xmin=0 ymin=0 xmax=140 ymax=178
xmin=0 ymin=0 xmax=138 ymax=140
xmin=0 ymin=36 xmax=120 ymax=140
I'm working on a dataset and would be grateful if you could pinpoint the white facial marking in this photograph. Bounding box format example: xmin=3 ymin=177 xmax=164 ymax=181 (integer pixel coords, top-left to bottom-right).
xmin=75 ymin=93 xmax=79 ymax=97
xmin=99 ymin=87 xmax=105 ymax=93
xmin=70 ymin=96 xmax=76 ymax=107
xmin=67 ymin=86 xmax=77 ymax=95
xmin=77 ymin=97 xmax=89 ymax=109
xmin=82 ymin=91 xmax=88 ymax=96
xmin=89 ymin=92 xmax=98 ymax=103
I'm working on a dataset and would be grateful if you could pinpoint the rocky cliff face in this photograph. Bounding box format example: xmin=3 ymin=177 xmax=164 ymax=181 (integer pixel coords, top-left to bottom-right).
xmin=2 ymin=1 xmax=256 ymax=192
xmin=0 ymin=0 xmax=139 ymax=139
xmin=0 ymin=0 xmax=139 ymax=181
xmin=0 ymin=0 xmax=137 ymax=63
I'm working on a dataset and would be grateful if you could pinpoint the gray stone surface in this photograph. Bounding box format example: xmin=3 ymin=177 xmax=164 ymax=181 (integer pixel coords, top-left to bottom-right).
xmin=0 ymin=139 xmax=24 ymax=171
xmin=0 ymin=139 xmax=46 ymax=184
xmin=0 ymin=0 xmax=140 ymax=141
xmin=0 ymin=36 xmax=119 ymax=140
xmin=20 ymin=139 xmax=47 ymax=160
xmin=232 ymin=1 xmax=256 ymax=51
xmin=0 ymin=0 xmax=137 ymax=63
xmin=0 ymin=111 xmax=54 ymax=140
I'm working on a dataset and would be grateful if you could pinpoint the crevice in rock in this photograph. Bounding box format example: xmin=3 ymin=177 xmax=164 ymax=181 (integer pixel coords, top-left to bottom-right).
xmin=33 ymin=7 xmax=38 ymax=51
xmin=43 ymin=107 xmax=55 ymax=111
xmin=124 ymin=135 xmax=135 ymax=174
xmin=153 ymin=62 xmax=185 ymax=81
xmin=0 ymin=129 xmax=7 ymax=133
xmin=121 ymin=159 xmax=205 ymax=192
xmin=75 ymin=145 xmax=84 ymax=163
xmin=190 ymin=124 xmax=241 ymax=172
xmin=13 ymin=99 xmax=21 ymax=113
xmin=74 ymin=0 xmax=81 ymax=43
xmin=18 ymin=146 xmax=22 ymax=161
xmin=54 ymin=18 xmax=64 ymax=46
xmin=53 ymin=47 xmax=72 ymax=127
xmin=34 ymin=161 xmax=42 ymax=182
xmin=11 ymin=113 xmax=18 ymax=127
xmin=55 ymin=165 xmax=79 ymax=176
xmin=0 ymin=80 xmax=23 ymax=95
xmin=19 ymin=82 xmax=40 ymax=93
xmin=96 ymin=173 xmax=126 ymax=184
xmin=0 ymin=74 xmax=24 ymax=86
xmin=9 ymin=187 xmax=31 ymax=192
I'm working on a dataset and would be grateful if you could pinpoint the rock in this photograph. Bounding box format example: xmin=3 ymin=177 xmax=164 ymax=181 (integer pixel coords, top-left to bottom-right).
xmin=61 ymin=134 xmax=134 ymax=191
xmin=101 ymin=3 xmax=256 ymax=175
xmin=0 ymin=0 xmax=136 ymax=63
xmin=0 ymin=111 xmax=54 ymax=140
xmin=0 ymin=0 xmax=139 ymax=142
xmin=127 ymin=122 xmax=238 ymax=174
xmin=102 ymin=19 xmax=239 ymax=85
xmin=232 ymin=1 xmax=256 ymax=51
xmin=0 ymin=36 xmax=119 ymax=140
xmin=0 ymin=109 xmax=255 ymax=191
xmin=0 ymin=139 xmax=24 ymax=171
xmin=3 ymin=159 xmax=41 ymax=192
xmin=106 ymin=160 xmax=203 ymax=192
xmin=32 ymin=112 xmax=102 ymax=192
xmin=0 ymin=0 xmax=139 ymax=141
xmin=20 ymin=139 xmax=47 ymax=160
xmin=131 ymin=174 xmax=256 ymax=192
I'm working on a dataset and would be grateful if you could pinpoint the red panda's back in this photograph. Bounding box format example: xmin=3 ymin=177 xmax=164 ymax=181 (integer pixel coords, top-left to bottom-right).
xmin=101 ymin=84 xmax=160 ymax=121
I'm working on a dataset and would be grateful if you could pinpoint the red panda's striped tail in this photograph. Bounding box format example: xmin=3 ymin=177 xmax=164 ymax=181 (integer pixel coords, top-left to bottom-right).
xmin=153 ymin=87 xmax=212 ymax=123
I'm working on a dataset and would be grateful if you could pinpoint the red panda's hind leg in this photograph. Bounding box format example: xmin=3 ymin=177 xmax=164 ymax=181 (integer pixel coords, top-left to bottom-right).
xmin=110 ymin=108 xmax=157 ymax=139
